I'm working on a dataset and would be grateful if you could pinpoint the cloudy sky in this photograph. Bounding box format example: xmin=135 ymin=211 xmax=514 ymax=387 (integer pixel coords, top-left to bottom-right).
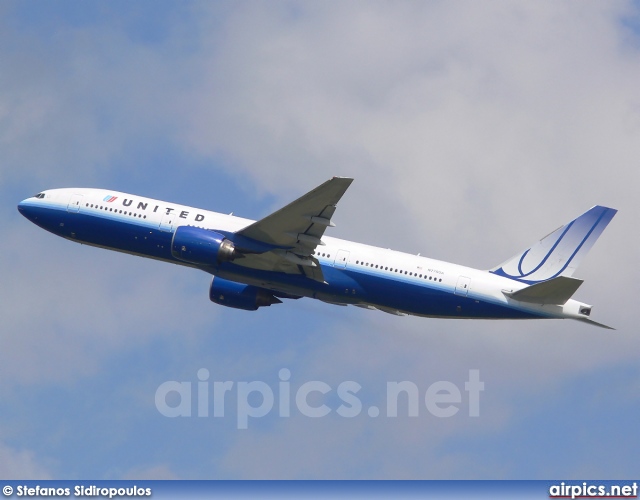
xmin=1 ymin=0 xmax=639 ymax=479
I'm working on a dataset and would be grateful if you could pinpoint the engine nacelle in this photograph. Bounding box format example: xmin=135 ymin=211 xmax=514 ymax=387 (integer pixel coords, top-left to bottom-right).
xmin=209 ymin=276 xmax=282 ymax=311
xmin=171 ymin=226 xmax=235 ymax=266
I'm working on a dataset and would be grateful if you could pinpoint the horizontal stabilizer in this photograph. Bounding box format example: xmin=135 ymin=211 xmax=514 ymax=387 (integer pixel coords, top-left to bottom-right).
xmin=504 ymin=276 xmax=583 ymax=305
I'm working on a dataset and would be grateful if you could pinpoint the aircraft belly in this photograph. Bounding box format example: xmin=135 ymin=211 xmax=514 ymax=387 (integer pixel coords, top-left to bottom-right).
xmin=216 ymin=263 xmax=540 ymax=319
xmin=347 ymin=270 xmax=539 ymax=319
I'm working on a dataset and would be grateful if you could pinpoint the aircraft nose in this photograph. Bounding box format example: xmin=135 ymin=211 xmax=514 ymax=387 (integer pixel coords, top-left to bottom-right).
xmin=17 ymin=198 xmax=37 ymax=221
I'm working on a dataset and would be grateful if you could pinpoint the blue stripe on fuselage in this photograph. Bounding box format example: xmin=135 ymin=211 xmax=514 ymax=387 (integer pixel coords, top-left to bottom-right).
xmin=24 ymin=204 xmax=539 ymax=320
xmin=20 ymin=202 xmax=176 ymax=263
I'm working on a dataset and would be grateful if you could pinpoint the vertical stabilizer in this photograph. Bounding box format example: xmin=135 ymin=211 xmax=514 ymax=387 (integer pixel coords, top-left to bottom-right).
xmin=491 ymin=205 xmax=617 ymax=284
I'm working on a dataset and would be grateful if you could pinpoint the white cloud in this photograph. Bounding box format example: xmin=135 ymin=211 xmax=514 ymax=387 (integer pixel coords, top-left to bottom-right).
xmin=170 ymin=0 xmax=640 ymax=361
xmin=0 ymin=10 xmax=190 ymax=187
xmin=0 ymin=218 xmax=215 ymax=390
xmin=165 ymin=2 xmax=640 ymax=477
xmin=2 ymin=0 xmax=639 ymax=480
xmin=122 ymin=464 xmax=179 ymax=480
xmin=0 ymin=441 xmax=52 ymax=479
xmin=213 ymin=312 xmax=637 ymax=478
xmin=181 ymin=1 xmax=640 ymax=260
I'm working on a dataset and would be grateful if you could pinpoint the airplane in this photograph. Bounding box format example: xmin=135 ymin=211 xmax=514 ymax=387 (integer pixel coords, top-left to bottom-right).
xmin=17 ymin=177 xmax=617 ymax=328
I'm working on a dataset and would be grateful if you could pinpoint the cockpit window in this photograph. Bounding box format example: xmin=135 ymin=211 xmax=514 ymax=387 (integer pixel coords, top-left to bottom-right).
xmin=34 ymin=193 xmax=45 ymax=199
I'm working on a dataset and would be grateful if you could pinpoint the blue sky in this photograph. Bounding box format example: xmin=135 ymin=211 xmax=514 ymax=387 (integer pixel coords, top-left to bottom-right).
xmin=1 ymin=1 xmax=640 ymax=479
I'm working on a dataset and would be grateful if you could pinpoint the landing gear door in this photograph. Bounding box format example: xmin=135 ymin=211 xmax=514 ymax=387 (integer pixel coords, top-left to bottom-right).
xmin=67 ymin=194 xmax=83 ymax=213
xmin=333 ymin=249 xmax=350 ymax=269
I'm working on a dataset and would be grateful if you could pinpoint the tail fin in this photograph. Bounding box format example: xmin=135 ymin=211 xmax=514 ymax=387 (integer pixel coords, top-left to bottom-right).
xmin=491 ymin=205 xmax=617 ymax=284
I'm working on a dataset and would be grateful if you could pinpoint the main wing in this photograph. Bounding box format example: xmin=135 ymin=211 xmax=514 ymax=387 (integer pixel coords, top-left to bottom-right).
xmin=232 ymin=177 xmax=353 ymax=281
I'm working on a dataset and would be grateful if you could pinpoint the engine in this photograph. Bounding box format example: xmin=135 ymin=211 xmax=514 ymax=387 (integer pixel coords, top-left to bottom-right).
xmin=209 ymin=276 xmax=282 ymax=311
xmin=171 ymin=226 xmax=236 ymax=266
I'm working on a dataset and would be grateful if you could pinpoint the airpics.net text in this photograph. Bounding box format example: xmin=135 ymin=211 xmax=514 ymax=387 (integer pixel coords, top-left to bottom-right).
xmin=155 ymin=369 xmax=484 ymax=429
